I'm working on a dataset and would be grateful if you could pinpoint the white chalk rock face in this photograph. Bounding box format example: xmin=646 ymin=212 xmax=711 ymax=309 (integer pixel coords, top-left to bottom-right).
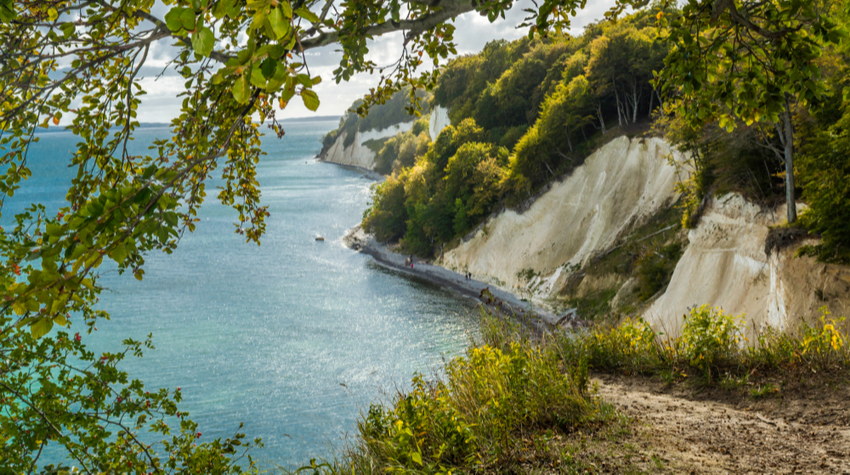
xmin=440 ymin=136 xmax=683 ymax=303
xmin=429 ymin=106 xmax=451 ymax=140
xmin=646 ymin=195 xmax=850 ymax=337
xmin=321 ymin=121 xmax=415 ymax=171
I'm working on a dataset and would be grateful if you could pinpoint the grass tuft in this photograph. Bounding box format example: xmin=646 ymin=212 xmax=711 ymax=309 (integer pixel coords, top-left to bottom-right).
xmin=558 ymin=304 xmax=850 ymax=387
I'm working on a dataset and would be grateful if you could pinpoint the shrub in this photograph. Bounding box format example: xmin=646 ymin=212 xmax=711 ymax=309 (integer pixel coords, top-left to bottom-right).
xmin=565 ymin=304 xmax=850 ymax=385
xmin=797 ymin=307 xmax=848 ymax=367
xmin=797 ymin=121 xmax=850 ymax=264
xmin=346 ymin=339 xmax=595 ymax=472
xmin=411 ymin=116 xmax=430 ymax=136
xmin=559 ymin=317 xmax=664 ymax=375
xmin=678 ymin=305 xmax=744 ymax=381
xmin=635 ymin=242 xmax=682 ymax=300
xmin=355 ymin=376 xmax=477 ymax=472
xmin=498 ymin=124 xmax=528 ymax=150
xmin=319 ymin=128 xmax=339 ymax=156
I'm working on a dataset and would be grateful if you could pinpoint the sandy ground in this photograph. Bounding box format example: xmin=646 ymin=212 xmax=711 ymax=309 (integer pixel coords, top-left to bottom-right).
xmin=592 ymin=374 xmax=850 ymax=474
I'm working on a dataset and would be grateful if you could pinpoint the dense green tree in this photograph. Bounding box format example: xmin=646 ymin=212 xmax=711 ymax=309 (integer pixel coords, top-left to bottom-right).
xmin=652 ymin=0 xmax=847 ymax=223
xmin=363 ymin=176 xmax=409 ymax=242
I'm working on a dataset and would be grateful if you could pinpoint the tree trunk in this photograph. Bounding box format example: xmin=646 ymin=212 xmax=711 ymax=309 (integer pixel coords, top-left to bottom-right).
xmin=567 ymin=133 xmax=573 ymax=153
xmin=615 ymin=89 xmax=623 ymax=126
xmin=596 ymin=104 xmax=607 ymax=133
xmin=648 ymin=89 xmax=654 ymax=117
xmin=631 ymin=81 xmax=640 ymax=123
xmin=783 ymin=98 xmax=797 ymax=223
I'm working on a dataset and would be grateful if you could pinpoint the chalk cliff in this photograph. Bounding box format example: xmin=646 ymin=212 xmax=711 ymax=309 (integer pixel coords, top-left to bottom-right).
xmin=645 ymin=194 xmax=850 ymax=337
xmin=437 ymin=135 xmax=850 ymax=335
xmin=319 ymin=121 xmax=415 ymax=171
xmin=439 ymin=136 xmax=685 ymax=302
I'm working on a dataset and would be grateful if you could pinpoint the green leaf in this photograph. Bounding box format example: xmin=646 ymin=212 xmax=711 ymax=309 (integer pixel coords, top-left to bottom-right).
xmin=410 ymin=452 xmax=423 ymax=466
xmin=164 ymin=7 xmax=187 ymax=32
xmin=267 ymin=6 xmax=291 ymax=39
xmin=213 ymin=0 xmax=231 ymax=18
xmin=296 ymin=74 xmax=312 ymax=88
xmin=134 ymin=269 xmax=145 ymax=281
xmin=0 ymin=0 xmax=17 ymax=23
xmin=192 ymin=26 xmax=215 ymax=57
xmin=31 ymin=317 xmax=53 ymax=339
xmin=179 ymin=8 xmax=196 ymax=31
xmin=110 ymin=243 xmax=128 ymax=263
xmin=260 ymin=58 xmax=276 ymax=79
xmin=301 ymin=89 xmax=320 ymax=111
xmin=47 ymin=7 xmax=58 ymax=21
xmin=267 ymin=63 xmax=289 ymax=91
xmin=250 ymin=63 xmax=267 ymax=88
xmin=294 ymin=6 xmax=319 ymax=23
xmin=61 ymin=22 xmax=75 ymax=37
xmin=279 ymin=0 xmax=292 ymax=18
xmin=232 ymin=74 xmax=249 ymax=103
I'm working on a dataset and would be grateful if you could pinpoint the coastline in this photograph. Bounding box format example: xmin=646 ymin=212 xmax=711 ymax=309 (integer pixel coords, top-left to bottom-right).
xmin=316 ymin=152 xmax=581 ymax=333
xmin=316 ymin=157 xmax=385 ymax=181
xmin=344 ymin=226 xmax=581 ymax=335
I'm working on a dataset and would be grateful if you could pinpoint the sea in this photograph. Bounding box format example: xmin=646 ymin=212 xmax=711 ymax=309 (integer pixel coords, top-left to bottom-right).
xmin=3 ymin=120 xmax=479 ymax=469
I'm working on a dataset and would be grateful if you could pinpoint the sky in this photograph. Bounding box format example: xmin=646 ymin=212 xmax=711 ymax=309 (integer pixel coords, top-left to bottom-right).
xmin=132 ymin=0 xmax=619 ymax=123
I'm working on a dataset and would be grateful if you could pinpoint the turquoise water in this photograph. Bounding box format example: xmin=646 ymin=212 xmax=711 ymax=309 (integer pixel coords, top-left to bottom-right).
xmin=6 ymin=121 xmax=478 ymax=468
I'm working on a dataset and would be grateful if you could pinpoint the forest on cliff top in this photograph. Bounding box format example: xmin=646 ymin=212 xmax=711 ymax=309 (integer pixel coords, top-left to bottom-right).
xmin=356 ymin=5 xmax=850 ymax=264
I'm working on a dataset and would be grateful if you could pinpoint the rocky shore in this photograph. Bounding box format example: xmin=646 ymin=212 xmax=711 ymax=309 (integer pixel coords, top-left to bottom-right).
xmin=343 ymin=226 xmax=584 ymax=334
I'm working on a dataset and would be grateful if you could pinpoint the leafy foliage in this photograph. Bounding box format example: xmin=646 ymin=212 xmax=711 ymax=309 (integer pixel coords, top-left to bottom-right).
xmin=0 ymin=323 xmax=261 ymax=472
xmin=560 ymin=305 xmax=850 ymax=386
xmin=339 ymin=321 xmax=596 ymax=473
xmin=796 ymin=65 xmax=850 ymax=263
xmin=634 ymin=242 xmax=682 ymax=301
xmin=364 ymin=11 xmax=671 ymax=255
xmin=652 ymin=0 xmax=848 ymax=223
xmin=372 ymin=117 xmax=432 ymax=175
xmin=0 ymin=0 xmax=604 ymax=470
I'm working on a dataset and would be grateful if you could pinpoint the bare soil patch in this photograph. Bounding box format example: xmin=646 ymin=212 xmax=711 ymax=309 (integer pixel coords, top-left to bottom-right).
xmin=588 ymin=373 xmax=850 ymax=474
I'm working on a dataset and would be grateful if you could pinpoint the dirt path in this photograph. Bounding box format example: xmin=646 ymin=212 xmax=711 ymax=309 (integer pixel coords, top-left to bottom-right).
xmin=594 ymin=374 xmax=850 ymax=474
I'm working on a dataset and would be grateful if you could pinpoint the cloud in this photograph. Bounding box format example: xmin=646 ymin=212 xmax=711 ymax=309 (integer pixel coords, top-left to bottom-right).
xmin=135 ymin=0 xmax=618 ymax=121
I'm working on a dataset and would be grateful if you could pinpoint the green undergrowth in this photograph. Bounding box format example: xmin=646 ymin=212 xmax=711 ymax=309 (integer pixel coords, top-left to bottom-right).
xmin=284 ymin=303 xmax=850 ymax=473
xmin=562 ymin=201 xmax=684 ymax=322
xmin=560 ymin=305 xmax=850 ymax=388
xmin=287 ymin=314 xmax=631 ymax=474
xmin=567 ymin=288 xmax=619 ymax=322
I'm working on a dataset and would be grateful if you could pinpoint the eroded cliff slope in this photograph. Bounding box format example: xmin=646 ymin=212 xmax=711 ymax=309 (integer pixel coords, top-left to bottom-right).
xmin=646 ymin=194 xmax=850 ymax=337
xmin=439 ymin=136 xmax=685 ymax=302
xmin=437 ymin=135 xmax=850 ymax=336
